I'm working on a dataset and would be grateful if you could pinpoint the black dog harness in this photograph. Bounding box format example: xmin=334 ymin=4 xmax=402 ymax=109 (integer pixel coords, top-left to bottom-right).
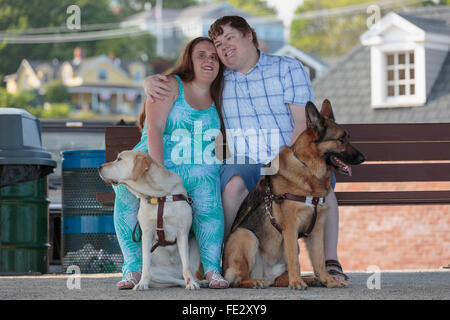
xmin=132 ymin=194 xmax=193 ymax=253
xmin=258 ymin=175 xmax=324 ymax=238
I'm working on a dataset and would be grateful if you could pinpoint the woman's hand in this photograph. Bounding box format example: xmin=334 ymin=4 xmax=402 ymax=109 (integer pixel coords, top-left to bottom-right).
xmin=143 ymin=74 xmax=172 ymax=103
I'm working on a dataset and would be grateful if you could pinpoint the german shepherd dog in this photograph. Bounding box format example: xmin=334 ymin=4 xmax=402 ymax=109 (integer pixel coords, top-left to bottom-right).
xmin=223 ymin=100 xmax=365 ymax=289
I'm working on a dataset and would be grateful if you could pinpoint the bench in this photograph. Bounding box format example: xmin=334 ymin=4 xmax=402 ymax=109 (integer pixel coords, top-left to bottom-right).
xmin=96 ymin=123 xmax=450 ymax=207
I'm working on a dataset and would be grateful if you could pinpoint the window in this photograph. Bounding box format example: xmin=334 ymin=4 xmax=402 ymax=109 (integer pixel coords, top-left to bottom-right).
xmin=134 ymin=70 xmax=143 ymax=83
xmin=386 ymin=52 xmax=415 ymax=98
xmin=98 ymin=68 xmax=108 ymax=81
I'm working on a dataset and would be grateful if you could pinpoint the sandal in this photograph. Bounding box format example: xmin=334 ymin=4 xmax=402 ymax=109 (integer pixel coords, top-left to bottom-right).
xmin=325 ymin=260 xmax=349 ymax=281
xmin=205 ymin=270 xmax=229 ymax=289
xmin=117 ymin=272 xmax=141 ymax=290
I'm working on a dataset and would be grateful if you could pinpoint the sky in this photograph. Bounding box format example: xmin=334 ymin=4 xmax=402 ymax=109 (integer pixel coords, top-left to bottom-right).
xmin=267 ymin=0 xmax=304 ymax=25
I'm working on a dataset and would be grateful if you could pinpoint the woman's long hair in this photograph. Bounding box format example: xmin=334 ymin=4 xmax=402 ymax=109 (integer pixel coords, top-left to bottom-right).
xmin=138 ymin=37 xmax=226 ymax=143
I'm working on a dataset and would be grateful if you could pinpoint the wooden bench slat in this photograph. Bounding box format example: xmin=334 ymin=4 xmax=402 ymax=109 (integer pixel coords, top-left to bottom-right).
xmin=105 ymin=126 xmax=141 ymax=137
xmin=99 ymin=124 xmax=450 ymax=207
xmin=105 ymin=126 xmax=141 ymax=162
xmin=354 ymin=142 xmax=450 ymax=161
xmin=96 ymin=192 xmax=115 ymax=208
xmin=336 ymin=163 xmax=450 ymax=183
xmin=343 ymin=123 xmax=450 ymax=142
xmin=336 ymin=191 xmax=450 ymax=206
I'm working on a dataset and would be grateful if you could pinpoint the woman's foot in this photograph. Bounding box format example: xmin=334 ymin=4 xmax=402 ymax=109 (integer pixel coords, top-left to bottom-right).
xmin=117 ymin=272 xmax=141 ymax=290
xmin=205 ymin=270 xmax=229 ymax=289
xmin=325 ymin=260 xmax=349 ymax=281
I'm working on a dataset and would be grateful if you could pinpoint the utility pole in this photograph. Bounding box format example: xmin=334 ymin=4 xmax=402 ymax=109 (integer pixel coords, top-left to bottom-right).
xmin=156 ymin=0 xmax=163 ymax=57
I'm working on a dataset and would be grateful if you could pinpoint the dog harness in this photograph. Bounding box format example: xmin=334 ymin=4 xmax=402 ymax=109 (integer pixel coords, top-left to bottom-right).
xmin=259 ymin=175 xmax=325 ymax=238
xmin=132 ymin=194 xmax=193 ymax=253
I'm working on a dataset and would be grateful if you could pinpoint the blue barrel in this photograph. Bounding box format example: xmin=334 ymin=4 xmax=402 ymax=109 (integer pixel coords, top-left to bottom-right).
xmin=61 ymin=150 xmax=122 ymax=273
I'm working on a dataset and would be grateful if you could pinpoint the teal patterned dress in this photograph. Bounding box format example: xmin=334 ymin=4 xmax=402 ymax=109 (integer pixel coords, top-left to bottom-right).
xmin=113 ymin=75 xmax=224 ymax=277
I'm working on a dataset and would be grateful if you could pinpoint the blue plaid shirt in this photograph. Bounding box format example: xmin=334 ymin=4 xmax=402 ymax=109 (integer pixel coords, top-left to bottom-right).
xmin=221 ymin=50 xmax=314 ymax=164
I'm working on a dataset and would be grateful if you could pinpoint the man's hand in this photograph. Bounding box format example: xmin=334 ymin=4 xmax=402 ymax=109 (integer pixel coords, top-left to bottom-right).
xmin=143 ymin=74 xmax=171 ymax=103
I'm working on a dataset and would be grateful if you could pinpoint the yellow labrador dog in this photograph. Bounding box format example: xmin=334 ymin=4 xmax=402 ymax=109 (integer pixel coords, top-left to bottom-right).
xmin=99 ymin=150 xmax=204 ymax=290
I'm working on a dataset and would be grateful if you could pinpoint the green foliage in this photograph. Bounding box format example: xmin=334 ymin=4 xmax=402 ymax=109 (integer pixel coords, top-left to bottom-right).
xmin=289 ymin=0 xmax=443 ymax=57
xmin=44 ymin=80 xmax=69 ymax=103
xmin=0 ymin=86 xmax=71 ymax=118
xmin=290 ymin=0 xmax=376 ymax=57
xmin=25 ymin=103 xmax=71 ymax=118
xmin=226 ymin=0 xmax=276 ymax=16
xmin=93 ymin=33 xmax=156 ymax=60
xmin=0 ymin=87 xmax=35 ymax=109
xmin=0 ymin=0 xmax=157 ymax=81
xmin=112 ymin=0 xmax=198 ymax=19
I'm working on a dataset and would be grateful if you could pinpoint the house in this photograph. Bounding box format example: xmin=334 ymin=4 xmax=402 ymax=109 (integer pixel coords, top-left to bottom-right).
xmin=312 ymin=5 xmax=450 ymax=123
xmin=121 ymin=2 xmax=285 ymax=57
xmin=274 ymin=44 xmax=329 ymax=81
xmin=4 ymin=48 xmax=149 ymax=115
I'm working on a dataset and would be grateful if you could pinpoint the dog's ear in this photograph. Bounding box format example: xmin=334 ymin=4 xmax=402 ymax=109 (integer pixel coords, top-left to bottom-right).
xmin=306 ymin=101 xmax=326 ymax=137
xmin=320 ymin=99 xmax=335 ymax=121
xmin=131 ymin=154 xmax=150 ymax=181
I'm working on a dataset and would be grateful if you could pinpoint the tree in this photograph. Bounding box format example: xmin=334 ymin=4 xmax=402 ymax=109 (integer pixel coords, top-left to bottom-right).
xmin=44 ymin=80 xmax=69 ymax=103
xmin=112 ymin=0 xmax=199 ymax=20
xmin=290 ymin=0 xmax=376 ymax=57
xmin=226 ymin=0 xmax=276 ymax=16
xmin=0 ymin=0 xmax=156 ymax=82
xmin=0 ymin=87 xmax=35 ymax=109
xmin=290 ymin=0 xmax=445 ymax=57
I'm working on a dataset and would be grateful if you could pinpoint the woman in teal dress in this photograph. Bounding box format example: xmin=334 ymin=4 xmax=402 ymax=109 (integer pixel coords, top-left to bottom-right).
xmin=113 ymin=37 xmax=228 ymax=289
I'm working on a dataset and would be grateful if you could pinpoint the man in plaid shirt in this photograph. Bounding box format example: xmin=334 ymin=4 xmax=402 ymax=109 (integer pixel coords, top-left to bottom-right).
xmin=144 ymin=16 xmax=348 ymax=282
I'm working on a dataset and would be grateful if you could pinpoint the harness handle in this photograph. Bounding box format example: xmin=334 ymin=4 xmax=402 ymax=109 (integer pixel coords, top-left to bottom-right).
xmin=259 ymin=176 xmax=322 ymax=238
xmin=131 ymin=194 xmax=193 ymax=246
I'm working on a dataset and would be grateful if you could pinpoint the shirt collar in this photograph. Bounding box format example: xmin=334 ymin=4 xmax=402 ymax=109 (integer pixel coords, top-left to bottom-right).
xmin=223 ymin=49 xmax=265 ymax=78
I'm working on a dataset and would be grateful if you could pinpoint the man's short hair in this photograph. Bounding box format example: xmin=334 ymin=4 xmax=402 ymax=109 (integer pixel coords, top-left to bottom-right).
xmin=208 ymin=16 xmax=259 ymax=48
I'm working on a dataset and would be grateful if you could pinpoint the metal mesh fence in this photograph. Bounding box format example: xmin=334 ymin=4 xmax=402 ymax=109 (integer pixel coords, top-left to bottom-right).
xmin=62 ymin=168 xmax=123 ymax=273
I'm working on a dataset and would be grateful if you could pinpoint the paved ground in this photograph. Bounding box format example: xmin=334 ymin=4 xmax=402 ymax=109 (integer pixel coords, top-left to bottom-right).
xmin=0 ymin=270 xmax=449 ymax=300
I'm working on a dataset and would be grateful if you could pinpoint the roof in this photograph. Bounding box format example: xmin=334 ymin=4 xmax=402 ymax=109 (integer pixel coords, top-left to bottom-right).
xmin=397 ymin=13 xmax=450 ymax=35
xmin=274 ymin=44 xmax=329 ymax=76
xmin=312 ymin=5 xmax=450 ymax=124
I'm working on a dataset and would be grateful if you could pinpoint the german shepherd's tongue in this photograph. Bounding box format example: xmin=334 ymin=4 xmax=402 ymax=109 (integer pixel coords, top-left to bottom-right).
xmin=332 ymin=156 xmax=352 ymax=176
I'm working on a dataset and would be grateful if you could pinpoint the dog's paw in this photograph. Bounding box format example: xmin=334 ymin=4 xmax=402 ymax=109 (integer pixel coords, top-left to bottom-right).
xmin=133 ymin=281 xmax=150 ymax=291
xmin=198 ymin=279 xmax=209 ymax=288
xmin=302 ymin=276 xmax=325 ymax=287
xmin=326 ymin=279 xmax=349 ymax=288
xmin=241 ymin=279 xmax=266 ymax=289
xmin=186 ymin=280 xmax=200 ymax=290
xmin=288 ymin=279 xmax=308 ymax=290
xmin=320 ymin=276 xmax=349 ymax=288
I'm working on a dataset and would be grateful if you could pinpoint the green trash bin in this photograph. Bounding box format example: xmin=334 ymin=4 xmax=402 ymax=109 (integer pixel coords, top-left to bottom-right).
xmin=0 ymin=108 xmax=56 ymax=274
xmin=0 ymin=178 xmax=50 ymax=273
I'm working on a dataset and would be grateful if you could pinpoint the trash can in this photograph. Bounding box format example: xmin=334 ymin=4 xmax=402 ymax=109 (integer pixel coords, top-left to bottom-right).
xmin=61 ymin=150 xmax=123 ymax=273
xmin=0 ymin=108 xmax=56 ymax=274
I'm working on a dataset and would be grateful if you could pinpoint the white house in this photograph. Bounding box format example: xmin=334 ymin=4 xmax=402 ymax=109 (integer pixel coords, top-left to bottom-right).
xmin=274 ymin=44 xmax=329 ymax=81
xmin=121 ymin=2 xmax=286 ymax=57
xmin=313 ymin=5 xmax=450 ymax=124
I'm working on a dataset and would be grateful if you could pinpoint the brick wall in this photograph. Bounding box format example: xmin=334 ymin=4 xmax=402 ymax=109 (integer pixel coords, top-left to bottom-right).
xmin=298 ymin=182 xmax=450 ymax=271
